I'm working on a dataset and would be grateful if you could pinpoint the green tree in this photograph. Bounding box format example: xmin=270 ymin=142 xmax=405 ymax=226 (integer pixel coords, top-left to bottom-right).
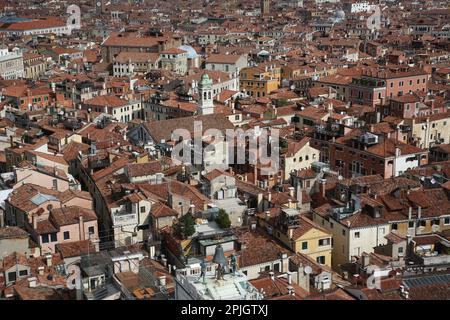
xmin=178 ymin=214 xmax=195 ymax=239
xmin=276 ymin=98 xmax=289 ymax=107
xmin=215 ymin=209 xmax=231 ymax=229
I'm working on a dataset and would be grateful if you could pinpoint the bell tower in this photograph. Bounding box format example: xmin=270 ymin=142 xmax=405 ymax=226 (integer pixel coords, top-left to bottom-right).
xmin=197 ymin=73 xmax=214 ymax=115
xmin=95 ymin=0 xmax=105 ymax=15
xmin=261 ymin=0 xmax=270 ymax=16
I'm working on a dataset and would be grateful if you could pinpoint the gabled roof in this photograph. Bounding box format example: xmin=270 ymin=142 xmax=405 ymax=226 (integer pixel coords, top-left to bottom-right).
xmin=56 ymin=240 xmax=96 ymax=258
xmin=50 ymin=206 xmax=97 ymax=227
xmin=84 ymin=95 xmax=128 ymax=108
xmin=150 ymin=202 xmax=178 ymax=218
xmin=284 ymin=137 xmax=311 ymax=157
xmin=143 ymin=114 xmax=234 ymax=143
xmin=115 ymin=52 xmax=160 ymax=64
xmin=0 ymin=226 xmax=28 ymax=240
xmin=126 ymin=161 xmax=163 ymax=177
xmin=205 ymin=54 xmax=243 ymax=64
xmin=203 ymin=169 xmax=233 ymax=182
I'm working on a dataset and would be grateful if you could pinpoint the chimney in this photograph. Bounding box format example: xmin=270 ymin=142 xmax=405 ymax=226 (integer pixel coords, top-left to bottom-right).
xmin=408 ymin=207 xmax=412 ymax=220
xmin=28 ymin=277 xmax=37 ymax=288
xmin=161 ymin=254 xmax=167 ymax=267
xmin=45 ymin=254 xmax=52 ymax=267
xmin=10 ymin=135 xmax=13 ymax=148
xmin=287 ymin=272 xmax=292 ymax=284
xmin=376 ymin=111 xmax=381 ymax=123
xmin=362 ymin=254 xmax=370 ymax=268
xmin=288 ymin=228 xmax=293 ymax=239
xmin=88 ymin=238 xmax=99 ymax=252
xmin=38 ymin=266 xmax=45 ymax=276
xmin=32 ymin=214 xmax=37 ymax=229
xmin=287 ymin=285 xmax=294 ymax=296
xmin=296 ymin=184 xmax=302 ymax=205
xmin=288 ymin=187 xmax=295 ymax=197
xmin=265 ymin=211 xmax=271 ymax=221
xmin=406 ymin=234 xmax=412 ymax=246
xmin=319 ymin=179 xmax=326 ymax=198
xmin=159 ymin=275 xmax=167 ymax=286
xmin=403 ymin=290 xmax=409 ymax=299
xmin=267 ymin=192 xmax=272 ymax=202
xmin=79 ymin=215 xmax=85 ymax=241
xmin=269 ymin=271 xmax=274 ymax=281
xmin=417 ymin=206 xmax=422 ymax=219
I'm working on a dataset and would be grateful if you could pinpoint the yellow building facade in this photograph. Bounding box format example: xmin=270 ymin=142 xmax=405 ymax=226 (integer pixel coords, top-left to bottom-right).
xmin=258 ymin=212 xmax=333 ymax=267
xmin=239 ymin=65 xmax=281 ymax=98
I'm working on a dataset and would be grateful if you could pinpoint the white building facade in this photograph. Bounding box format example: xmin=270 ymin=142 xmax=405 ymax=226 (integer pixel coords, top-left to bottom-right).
xmin=0 ymin=47 xmax=24 ymax=80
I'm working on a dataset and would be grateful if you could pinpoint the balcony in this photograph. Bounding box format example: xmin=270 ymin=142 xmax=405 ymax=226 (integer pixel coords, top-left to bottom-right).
xmin=399 ymin=125 xmax=412 ymax=132
xmin=351 ymin=78 xmax=385 ymax=88
xmin=112 ymin=211 xmax=138 ymax=227
xmin=314 ymin=123 xmax=342 ymax=137
xmin=331 ymin=206 xmax=356 ymax=221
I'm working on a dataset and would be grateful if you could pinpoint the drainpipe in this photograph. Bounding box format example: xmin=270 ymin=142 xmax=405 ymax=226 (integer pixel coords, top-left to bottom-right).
xmin=79 ymin=215 xmax=85 ymax=241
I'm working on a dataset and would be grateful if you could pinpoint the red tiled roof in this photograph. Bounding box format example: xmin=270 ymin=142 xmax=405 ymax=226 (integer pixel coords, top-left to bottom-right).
xmin=0 ymin=17 xmax=66 ymax=31
xmin=150 ymin=202 xmax=178 ymax=218
xmin=205 ymin=54 xmax=243 ymax=64
xmin=84 ymin=95 xmax=128 ymax=108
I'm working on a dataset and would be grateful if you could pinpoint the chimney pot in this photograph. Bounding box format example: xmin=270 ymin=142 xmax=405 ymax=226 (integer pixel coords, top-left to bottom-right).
xmin=79 ymin=214 xmax=85 ymax=241
xmin=28 ymin=277 xmax=37 ymax=288
xmin=319 ymin=179 xmax=327 ymax=198
xmin=159 ymin=275 xmax=167 ymax=286
xmin=288 ymin=187 xmax=295 ymax=197
xmin=32 ymin=214 xmax=37 ymax=229
xmin=287 ymin=272 xmax=292 ymax=284
xmin=45 ymin=254 xmax=52 ymax=267
xmin=296 ymin=184 xmax=302 ymax=205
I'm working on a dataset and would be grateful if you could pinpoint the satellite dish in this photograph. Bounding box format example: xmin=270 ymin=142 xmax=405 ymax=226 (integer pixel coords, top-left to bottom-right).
xmin=97 ymin=1 xmax=102 ymax=7
xmin=304 ymin=266 xmax=313 ymax=275
xmin=290 ymin=85 xmax=295 ymax=90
